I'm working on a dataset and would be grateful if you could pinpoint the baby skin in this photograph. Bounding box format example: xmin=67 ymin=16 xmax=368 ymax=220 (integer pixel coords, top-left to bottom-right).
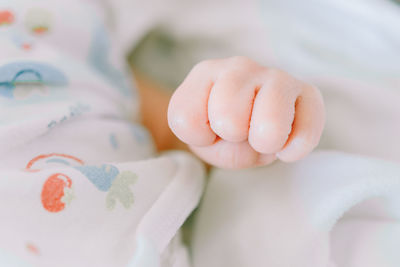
xmin=138 ymin=56 xmax=325 ymax=169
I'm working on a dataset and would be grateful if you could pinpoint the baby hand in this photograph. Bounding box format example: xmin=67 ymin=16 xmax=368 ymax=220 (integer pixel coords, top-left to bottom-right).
xmin=168 ymin=57 xmax=325 ymax=169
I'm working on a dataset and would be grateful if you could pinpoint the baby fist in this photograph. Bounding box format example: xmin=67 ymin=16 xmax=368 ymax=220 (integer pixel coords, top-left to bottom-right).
xmin=168 ymin=56 xmax=325 ymax=169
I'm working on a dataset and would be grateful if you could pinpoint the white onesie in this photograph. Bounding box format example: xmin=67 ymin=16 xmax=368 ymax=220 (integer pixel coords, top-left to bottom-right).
xmin=2 ymin=0 xmax=400 ymax=266
xmin=0 ymin=1 xmax=205 ymax=266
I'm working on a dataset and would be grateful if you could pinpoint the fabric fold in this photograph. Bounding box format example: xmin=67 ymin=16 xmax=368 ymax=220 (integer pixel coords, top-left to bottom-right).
xmin=192 ymin=151 xmax=400 ymax=267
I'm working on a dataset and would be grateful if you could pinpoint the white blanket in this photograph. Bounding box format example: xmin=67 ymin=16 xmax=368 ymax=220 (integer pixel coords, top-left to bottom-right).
xmin=191 ymin=0 xmax=400 ymax=266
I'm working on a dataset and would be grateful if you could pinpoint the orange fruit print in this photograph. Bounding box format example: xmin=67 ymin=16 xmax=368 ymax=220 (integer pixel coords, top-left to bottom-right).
xmin=41 ymin=173 xmax=72 ymax=212
xmin=26 ymin=153 xmax=82 ymax=212
xmin=0 ymin=10 xmax=14 ymax=26
xmin=32 ymin=26 xmax=49 ymax=35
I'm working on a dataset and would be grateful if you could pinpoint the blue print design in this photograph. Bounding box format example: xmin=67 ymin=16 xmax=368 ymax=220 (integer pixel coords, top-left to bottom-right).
xmin=74 ymin=164 xmax=119 ymax=192
xmin=88 ymin=23 xmax=132 ymax=96
xmin=74 ymin=164 xmax=138 ymax=210
xmin=130 ymin=124 xmax=151 ymax=144
xmin=46 ymin=158 xmax=71 ymax=166
xmin=27 ymin=154 xmax=137 ymax=210
xmin=109 ymin=133 xmax=118 ymax=149
xmin=0 ymin=61 xmax=68 ymax=99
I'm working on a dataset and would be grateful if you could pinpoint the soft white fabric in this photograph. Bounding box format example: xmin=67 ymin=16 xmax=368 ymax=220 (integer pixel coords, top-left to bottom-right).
xmin=191 ymin=0 xmax=400 ymax=266
xmin=0 ymin=153 xmax=204 ymax=267
xmin=259 ymin=0 xmax=400 ymax=85
xmin=0 ymin=1 xmax=205 ymax=266
xmin=1 ymin=0 xmax=398 ymax=266
xmin=192 ymin=151 xmax=400 ymax=267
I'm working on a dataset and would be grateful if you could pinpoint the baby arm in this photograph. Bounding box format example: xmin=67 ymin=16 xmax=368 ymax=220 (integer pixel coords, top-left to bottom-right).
xmin=167 ymin=56 xmax=325 ymax=169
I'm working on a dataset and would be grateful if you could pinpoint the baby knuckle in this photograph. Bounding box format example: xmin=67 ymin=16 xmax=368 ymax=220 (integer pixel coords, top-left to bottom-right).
xmin=304 ymin=84 xmax=322 ymax=98
xmin=267 ymin=68 xmax=290 ymax=82
xmin=260 ymin=121 xmax=291 ymax=138
xmin=217 ymin=69 xmax=243 ymax=81
xmin=265 ymin=69 xmax=302 ymax=93
xmin=229 ymin=56 xmax=257 ymax=68
xmin=294 ymin=136 xmax=317 ymax=152
xmin=192 ymin=59 xmax=217 ymax=72
xmin=169 ymin=109 xmax=191 ymax=129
